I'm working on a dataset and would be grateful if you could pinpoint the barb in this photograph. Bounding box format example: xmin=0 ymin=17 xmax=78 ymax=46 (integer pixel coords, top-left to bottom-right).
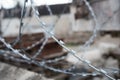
xmin=0 ymin=49 xmax=119 ymax=77
xmin=25 ymin=37 xmax=45 ymax=50
xmin=32 ymin=4 xmax=54 ymax=58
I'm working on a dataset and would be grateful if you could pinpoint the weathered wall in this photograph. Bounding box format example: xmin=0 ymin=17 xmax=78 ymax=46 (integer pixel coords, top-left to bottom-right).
xmin=1 ymin=0 xmax=120 ymax=37
xmin=2 ymin=14 xmax=71 ymax=37
xmin=71 ymin=0 xmax=120 ymax=32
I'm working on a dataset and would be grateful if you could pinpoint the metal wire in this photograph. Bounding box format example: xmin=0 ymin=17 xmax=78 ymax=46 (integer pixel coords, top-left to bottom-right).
xmin=0 ymin=0 xmax=119 ymax=80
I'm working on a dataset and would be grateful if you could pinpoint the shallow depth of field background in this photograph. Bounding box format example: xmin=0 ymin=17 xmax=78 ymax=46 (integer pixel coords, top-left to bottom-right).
xmin=0 ymin=0 xmax=120 ymax=80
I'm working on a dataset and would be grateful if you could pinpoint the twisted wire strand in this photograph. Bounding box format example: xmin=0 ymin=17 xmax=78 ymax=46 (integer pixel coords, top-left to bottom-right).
xmin=0 ymin=40 xmax=119 ymax=78
xmin=30 ymin=4 xmax=70 ymax=59
xmin=12 ymin=0 xmax=28 ymax=47
xmin=0 ymin=51 xmax=119 ymax=77
xmin=20 ymin=4 xmax=70 ymax=52
xmin=32 ymin=4 xmax=54 ymax=59
xmin=1 ymin=49 xmax=119 ymax=75
xmin=25 ymin=37 xmax=45 ymax=50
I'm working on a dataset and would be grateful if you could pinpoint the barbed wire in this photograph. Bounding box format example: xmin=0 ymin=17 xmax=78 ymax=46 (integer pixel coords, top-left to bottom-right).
xmin=0 ymin=49 xmax=119 ymax=77
xmin=29 ymin=0 xmax=116 ymax=79
xmin=0 ymin=48 xmax=119 ymax=79
xmin=0 ymin=0 xmax=119 ymax=80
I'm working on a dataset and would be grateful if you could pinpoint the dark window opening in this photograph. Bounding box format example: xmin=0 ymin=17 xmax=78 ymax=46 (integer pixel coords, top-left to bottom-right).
xmin=1 ymin=3 xmax=70 ymax=18
xmin=37 ymin=4 xmax=70 ymax=16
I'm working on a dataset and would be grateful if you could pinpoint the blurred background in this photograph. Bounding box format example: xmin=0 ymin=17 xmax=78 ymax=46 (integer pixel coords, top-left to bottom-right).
xmin=0 ymin=0 xmax=120 ymax=80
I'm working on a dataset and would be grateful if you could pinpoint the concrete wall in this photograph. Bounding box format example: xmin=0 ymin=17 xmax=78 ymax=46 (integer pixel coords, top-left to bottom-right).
xmin=70 ymin=0 xmax=120 ymax=32
xmin=2 ymin=14 xmax=71 ymax=37
xmin=92 ymin=0 xmax=120 ymax=30
xmin=1 ymin=0 xmax=120 ymax=37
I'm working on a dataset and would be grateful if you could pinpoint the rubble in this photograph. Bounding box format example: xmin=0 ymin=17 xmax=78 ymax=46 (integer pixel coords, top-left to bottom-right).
xmin=0 ymin=62 xmax=54 ymax=80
